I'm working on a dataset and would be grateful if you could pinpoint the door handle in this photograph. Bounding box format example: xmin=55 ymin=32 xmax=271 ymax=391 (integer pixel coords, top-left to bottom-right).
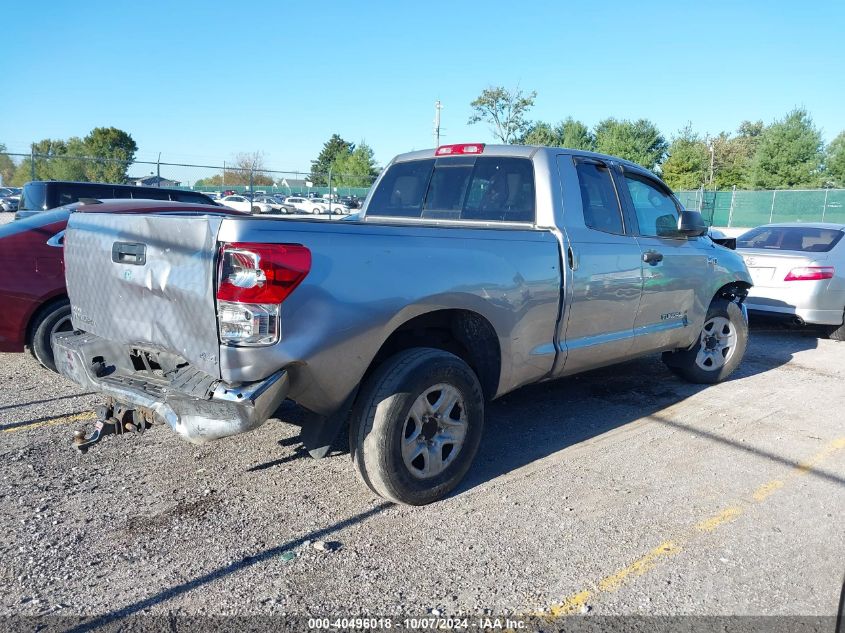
xmin=567 ymin=246 xmax=577 ymax=270
xmin=643 ymin=250 xmax=663 ymax=264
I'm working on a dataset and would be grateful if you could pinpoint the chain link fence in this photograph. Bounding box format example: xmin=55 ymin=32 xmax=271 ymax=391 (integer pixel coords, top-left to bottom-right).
xmin=0 ymin=152 xmax=376 ymax=199
xmin=675 ymin=188 xmax=845 ymax=228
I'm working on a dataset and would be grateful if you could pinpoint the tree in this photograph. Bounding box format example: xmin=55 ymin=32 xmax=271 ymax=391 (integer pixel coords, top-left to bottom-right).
xmin=825 ymin=131 xmax=845 ymax=187
xmin=594 ymin=118 xmax=667 ymax=170
xmin=558 ymin=117 xmax=595 ymax=151
xmin=195 ymin=152 xmax=274 ymax=187
xmin=749 ymin=108 xmax=824 ymax=188
xmin=310 ymin=134 xmax=353 ymax=185
xmin=520 ymin=122 xmax=559 ymax=146
xmin=0 ymin=143 xmax=17 ymax=186
xmin=661 ymin=124 xmax=709 ymax=190
xmin=83 ymin=127 xmax=138 ymax=183
xmin=705 ymin=121 xmax=764 ymax=189
xmin=468 ymin=86 xmax=536 ymax=144
xmin=519 ymin=117 xmax=594 ymax=150
xmin=331 ymin=142 xmax=379 ymax=187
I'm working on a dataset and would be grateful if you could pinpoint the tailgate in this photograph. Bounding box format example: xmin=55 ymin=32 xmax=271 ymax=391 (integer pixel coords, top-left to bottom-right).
xmin=64 ymin=212 xmax=223 ymax=378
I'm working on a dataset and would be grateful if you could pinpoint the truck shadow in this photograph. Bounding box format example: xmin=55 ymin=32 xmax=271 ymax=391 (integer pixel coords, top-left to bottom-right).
xmin=458 ymin=325 xmax=833 ymax=494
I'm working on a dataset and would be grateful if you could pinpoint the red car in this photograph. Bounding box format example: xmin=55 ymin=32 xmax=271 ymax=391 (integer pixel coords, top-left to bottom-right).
xmin=0 ymin=200 xmax=246 ymax=371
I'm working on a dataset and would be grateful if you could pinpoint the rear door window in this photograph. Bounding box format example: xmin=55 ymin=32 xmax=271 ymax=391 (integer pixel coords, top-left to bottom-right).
xmin=368 ymin=156 xmax=535 ymax=222
xmin=56 ymin=184 xmax=116 ymax=207
xmin=738 ymin=226 xmax=844 ymax=252
xmin=574 ymin=160 xmax=625 ymax=234
xmin=173 ymin=192 xmax=213 ymax=204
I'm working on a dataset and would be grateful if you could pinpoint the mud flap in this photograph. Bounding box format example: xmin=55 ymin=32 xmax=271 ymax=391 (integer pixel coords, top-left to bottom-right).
xmin=298 ymin=388 xmax=358 ymax=459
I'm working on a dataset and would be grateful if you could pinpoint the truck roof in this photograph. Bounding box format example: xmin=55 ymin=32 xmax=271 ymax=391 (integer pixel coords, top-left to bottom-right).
xmin=392 ymin=144 xmax=651 ymax=174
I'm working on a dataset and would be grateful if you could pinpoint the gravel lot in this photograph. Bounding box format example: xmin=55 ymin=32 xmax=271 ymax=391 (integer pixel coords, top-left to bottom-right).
xmin=0 ymin=312 xmax=843 ymax=628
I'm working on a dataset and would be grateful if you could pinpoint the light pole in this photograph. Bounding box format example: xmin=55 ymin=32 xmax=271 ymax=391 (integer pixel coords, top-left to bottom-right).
xmin=433 ymin=100 xmax=442 ymax=147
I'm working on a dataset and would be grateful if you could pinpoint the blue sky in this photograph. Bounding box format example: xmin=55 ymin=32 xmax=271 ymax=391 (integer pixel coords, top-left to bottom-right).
xmin=1 ymin=0 xmax=843 ymax=180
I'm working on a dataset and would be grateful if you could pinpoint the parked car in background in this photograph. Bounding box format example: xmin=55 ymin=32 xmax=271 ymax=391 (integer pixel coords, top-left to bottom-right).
xmin=250 ymin=196 xmax=275 ymax=214
xmin=1 ymin=189 xmax=20 ymax=212
xmin=219 ymin=194 xmax=256 ymax=213
xmin=312 ymin=197 xmax=351 ymax=214
xmin=54 ymin=144 xmax=752 ymax=504
xmin=270 ymin=194 xmax=296 ymax=213
xmin=340 ymin=195 xmax=362 ymax=210
xmin=253 ymin=196 xmax=287 ymax=213
xmin=15 ymin=181 xmax=216 ymax=219
xmin=737 ymin=223 xmax=845 ymax=340
xmin=0 ymin=200 xmax=246 ymax=371
xmin=285 ymin=196 xmax=325 ymax=214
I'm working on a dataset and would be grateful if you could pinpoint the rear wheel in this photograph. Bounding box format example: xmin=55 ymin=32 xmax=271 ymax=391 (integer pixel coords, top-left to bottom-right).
xmin=30 ymin=299 xmax=73 ymax=372
xmin=662 ymin=298 xmax=748 ymax=384
xmin=350 ymin=348 xmax=484 ymax=505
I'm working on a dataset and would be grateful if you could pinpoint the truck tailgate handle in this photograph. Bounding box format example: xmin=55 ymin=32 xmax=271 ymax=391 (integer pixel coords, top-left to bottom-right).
xmin=112 ymin=242 xmax=147 ymax=266
xmin=642 ymin=250 xmax=664 ymax=264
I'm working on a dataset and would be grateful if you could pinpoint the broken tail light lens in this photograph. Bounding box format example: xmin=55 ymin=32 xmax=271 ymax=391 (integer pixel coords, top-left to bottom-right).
xmin=217 ymin=243 xmax=311 ymax=346
xmin=784 ymin=266 xmax=834 ymax=281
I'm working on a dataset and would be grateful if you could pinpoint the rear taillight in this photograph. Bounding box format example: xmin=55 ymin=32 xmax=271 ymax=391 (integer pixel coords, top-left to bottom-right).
xmin=216 ymin=243 xmax=311 ymax=346
xmin=435 ymin=143 xmax=485 ymax=156
xmin=784 ymin=266 xmax=834 ymax=281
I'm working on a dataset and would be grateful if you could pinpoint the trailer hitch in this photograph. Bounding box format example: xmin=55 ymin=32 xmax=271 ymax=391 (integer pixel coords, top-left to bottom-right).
xmin=73 ymin=402 xmax=150 ymax=453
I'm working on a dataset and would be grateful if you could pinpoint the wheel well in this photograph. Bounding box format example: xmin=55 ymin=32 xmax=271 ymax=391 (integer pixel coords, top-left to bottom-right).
xmin=365 ymin=309 xmax=501 ymax=400
xmin=715 ymin=281 xmax=751 ymax=303
xmin=26 ymin=294 xmax=69 ymax=346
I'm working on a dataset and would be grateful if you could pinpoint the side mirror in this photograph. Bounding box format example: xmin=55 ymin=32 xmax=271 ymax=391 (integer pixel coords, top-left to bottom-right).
xmin=677 ymin=209 xmax=708 ymax=237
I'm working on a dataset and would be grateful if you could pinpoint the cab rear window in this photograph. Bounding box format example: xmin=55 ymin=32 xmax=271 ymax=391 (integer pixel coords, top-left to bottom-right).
xmin=737 ymin=226 xmax=844 ymax=252
xmin=368 ymin=156 xmax=535 ymax=222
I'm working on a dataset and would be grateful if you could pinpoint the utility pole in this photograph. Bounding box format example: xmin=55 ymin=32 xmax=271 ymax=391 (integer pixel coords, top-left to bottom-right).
xmin=433 ymin=100 xmax=442 ymax=147
xmin=157 ymin=152 xmax=161 ymax=187
xmin=708 ymin=144 xmax=715 ymax=188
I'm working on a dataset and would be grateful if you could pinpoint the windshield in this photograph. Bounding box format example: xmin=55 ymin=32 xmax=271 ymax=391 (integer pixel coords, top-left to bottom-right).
xmin=737 ymin=225 xmax=844 ymax=253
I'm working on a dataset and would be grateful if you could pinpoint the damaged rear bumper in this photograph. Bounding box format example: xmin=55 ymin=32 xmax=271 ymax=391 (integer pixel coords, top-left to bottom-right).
xmin=53 ymin=331 xmax=289 ymax=443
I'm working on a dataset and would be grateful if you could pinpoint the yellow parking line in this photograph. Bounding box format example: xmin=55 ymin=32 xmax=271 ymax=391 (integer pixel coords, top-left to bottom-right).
xmin=542 ymin=436 xmax=845 ymax=615
xmin=752 ymin=479 xmax=784 ymax=501
xmin=1 ymin=411 xmax=96 ymax=434
xmin=695 ymin=506 xmax=742 ymax=532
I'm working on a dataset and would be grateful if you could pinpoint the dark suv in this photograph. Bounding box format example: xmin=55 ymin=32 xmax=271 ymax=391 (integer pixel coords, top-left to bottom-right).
xmin=15 ymin=181 xmax=216 ymax=219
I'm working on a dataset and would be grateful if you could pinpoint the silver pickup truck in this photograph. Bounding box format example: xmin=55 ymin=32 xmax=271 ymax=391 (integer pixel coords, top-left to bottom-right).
xmin=55 ymin=144 xmax=752 ymax=505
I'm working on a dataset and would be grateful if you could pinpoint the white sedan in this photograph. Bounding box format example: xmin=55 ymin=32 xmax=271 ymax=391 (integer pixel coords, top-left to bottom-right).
xmin=313 ymin=198 xmax=352 ymax=214
xmin=219 ymin=195 xmax=255 ymax=213
xmin=738 ymin=222 xmax=845 ymax=340
xmin=285 ymin=196 xmax=326 ymax=214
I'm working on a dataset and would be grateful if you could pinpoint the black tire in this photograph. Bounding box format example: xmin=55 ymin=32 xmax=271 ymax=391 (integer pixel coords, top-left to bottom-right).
xmin=662 ymin=298 xmax=748 ymax=384
xmin=29 ymin=299 xmax=73 ymax=372
xmin=349 ymin=348 xmax=485 ymax=505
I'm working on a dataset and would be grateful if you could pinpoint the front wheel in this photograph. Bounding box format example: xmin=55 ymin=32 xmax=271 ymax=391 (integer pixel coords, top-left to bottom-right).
xmin=350 ymin=348 xmax=485 ymax=505
xmin=662 ymin=298 xmax=748 ymax=384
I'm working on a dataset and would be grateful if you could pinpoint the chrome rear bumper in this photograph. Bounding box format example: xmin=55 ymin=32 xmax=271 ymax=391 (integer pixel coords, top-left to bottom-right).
xmin=53 ymin=331 xmax=289 ymax=443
